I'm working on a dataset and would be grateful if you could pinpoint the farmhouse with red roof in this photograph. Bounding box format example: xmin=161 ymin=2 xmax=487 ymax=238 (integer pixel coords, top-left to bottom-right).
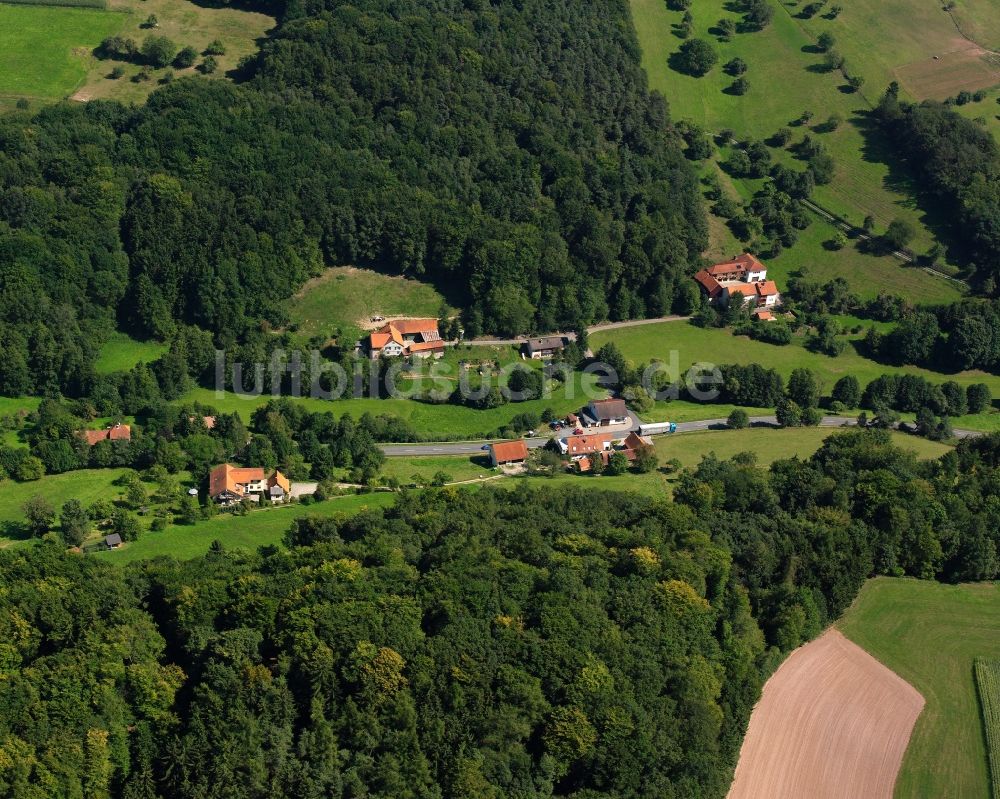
xmin=80 ymin=423 xmax=131 ymax=446
xmin=693 ymin=253 xmax=781 ymax=310
xmin=366 ymin=318 xmax=444 ymax=359
xmin=209 ymin=463 xmax=291 ymax=504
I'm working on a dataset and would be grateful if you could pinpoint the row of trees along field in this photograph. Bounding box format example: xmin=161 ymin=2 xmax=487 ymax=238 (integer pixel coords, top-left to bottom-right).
xmin=3 ymin=428 xmax=1000 ymax=797
xmin=875 ymin=84 xmax=1000 ymax=292
xmin=0 ymin=0 xmax=708 ymax=400
xmin=786 ymin=275 xmax=1000 ymax=373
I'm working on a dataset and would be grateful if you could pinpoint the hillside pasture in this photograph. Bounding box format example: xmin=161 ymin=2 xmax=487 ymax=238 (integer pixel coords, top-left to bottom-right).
xmin=628 ymin=0 xmax=948 ymax=259
xmin=0 ymin=468 xmax=130 ymax=541
xmin=69 ymin=0 xmax=274 ymax=105
xmin=952 ymin=0 xmax=1000 ymax=52
xmin=590 ymin=319 xmax=1000 ymax=395
xmin=93 ymin=492 xmax=396 ymax=563
xmin=286 ymin=266 xmax=455 ymax=345
xmin=839 ymin=578 xmax=1000 ymax=799
xmin=178 ymin=370 xmax=605 ymax=439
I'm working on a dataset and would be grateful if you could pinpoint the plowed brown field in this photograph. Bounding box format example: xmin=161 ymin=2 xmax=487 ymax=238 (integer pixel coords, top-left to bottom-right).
xmin=727 ymin=629 xmax=924 ymax=799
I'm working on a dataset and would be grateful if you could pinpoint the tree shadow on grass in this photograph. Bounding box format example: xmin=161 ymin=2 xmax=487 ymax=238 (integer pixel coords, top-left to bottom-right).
xmin=852 ymin=110 xmax=967 ymax=261
xmin=0 ymin=520 xmax=31 ymax=543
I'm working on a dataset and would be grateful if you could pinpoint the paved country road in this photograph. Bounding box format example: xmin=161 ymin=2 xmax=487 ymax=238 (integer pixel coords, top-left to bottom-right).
xmin=380 ymin=416 xmax=982 ymax=456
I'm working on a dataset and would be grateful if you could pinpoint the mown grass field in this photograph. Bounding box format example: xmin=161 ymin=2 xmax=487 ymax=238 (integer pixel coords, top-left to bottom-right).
xmin=839 ymin=578 xmax=1000 ymax=799
xmin=764 ymin=219 xmax=964 ymax=304
xmin=92 ymin=492 xmax=396 ymax=563
xmin=591 ymin=319 xmax=1000 ymax=415
xmin=0 ymin=4 xmax=125 ymax=101
xmin=794 ymin=0 xmax=1000 ymax=141
xmin=379 ymin=454 xmax=496 ymax=485
xmin=287 ymin=266 xmax=455 ymax=345
xmin=178 ymin=371 xmax=604 ymax=438
xmin=95 ymin=332 xmax=168 ymax=374
xmin=0 ymin=468 xmax=130 ymax=541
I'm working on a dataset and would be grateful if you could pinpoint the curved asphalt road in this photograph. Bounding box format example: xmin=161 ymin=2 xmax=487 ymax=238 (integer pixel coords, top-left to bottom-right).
xmin=380 ymin=415 xmax=981 ymax=456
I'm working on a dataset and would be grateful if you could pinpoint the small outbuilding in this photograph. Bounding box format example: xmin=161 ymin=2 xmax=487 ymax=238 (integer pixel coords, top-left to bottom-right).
xmin=489 ymin=439 xmax=530 ymax=466
xmin=104 ymin=533 xmax=123 ymax=550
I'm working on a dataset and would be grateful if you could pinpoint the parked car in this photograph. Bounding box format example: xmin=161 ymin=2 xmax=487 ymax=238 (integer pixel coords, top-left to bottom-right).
xmin=371 ymin=315 xmax=385 ymax=323
xmin=480 ymin=444 xmax=490 ymax=450
xmin=573 ymin=427 xmax=583 ymax=435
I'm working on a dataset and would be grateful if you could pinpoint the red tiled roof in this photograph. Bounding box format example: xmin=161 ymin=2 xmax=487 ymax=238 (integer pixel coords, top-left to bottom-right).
xmin=756 ymin=280 xmax=779 ymax=297
xmin=80 ymin=424 xmax=131 ymax=446
xmin=409 ymin=339 xmax=445 ymax=353
xmin=727 ymin=282 xmax=755 ymax=298
xmin=693 ymin=269 xmax=723 ymax=298
xmin=754 ymin=310 xmax=775 ymax=321
xmin=269 ymin=471 xmax=291 ymax=493
xmin=622 ymin=431 xmax=653 ymax=450
xmin=490 ymin=440 xmax=529 ymax=463
xmin=209 ymin=463 xmax=266 ymax=498
xmin=391 ymin=318 xmax=439 ymax=335
xmin=565 ymin=433 xmax=613 ymax=455
xmin=369 ymin=318 xmax=440 ymax=353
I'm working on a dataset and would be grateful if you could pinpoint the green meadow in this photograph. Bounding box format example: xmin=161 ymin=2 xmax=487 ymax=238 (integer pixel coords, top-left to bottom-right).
xmin=92 ymin=492 xmax=396 ymax=563
xmin=628 ymin=0 xmax=967 ymax=287
xmin=178 ymin=369 xmax=605 ymax=439
xmin=629 ymin=0 xmax=939 ymax=237
xmin=591 ymin=318 xmax=1000 ymax=398
xmin=0 ymin=4 xmax=125 ymax=100
xmin=95 ymin=332 xmax=169 ymax=374
xmin=0 ymin=468 xmax=131 ymax=540
xmin=839 ymin=578 xmax=1000 ymax=799
xmin=286 ymin=266 xmax=455 ymax=345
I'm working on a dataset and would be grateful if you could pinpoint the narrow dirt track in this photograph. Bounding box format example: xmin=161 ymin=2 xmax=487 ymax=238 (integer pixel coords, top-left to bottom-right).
xmin=727 ymin=629 xmax=924 ymax=799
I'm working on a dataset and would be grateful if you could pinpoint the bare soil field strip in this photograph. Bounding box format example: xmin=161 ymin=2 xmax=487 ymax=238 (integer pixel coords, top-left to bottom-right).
xmin=895 ymin=43 xmax=1000 ymax=100
xmin=727 ymin=628 xmax=924 ymax=799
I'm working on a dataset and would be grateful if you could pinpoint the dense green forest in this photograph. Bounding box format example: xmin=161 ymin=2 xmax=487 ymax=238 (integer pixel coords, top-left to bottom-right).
xmin=3 ymin=428 xmax=999 ymax=797
xmin=0 ymin=0 xmax=706 ymax=399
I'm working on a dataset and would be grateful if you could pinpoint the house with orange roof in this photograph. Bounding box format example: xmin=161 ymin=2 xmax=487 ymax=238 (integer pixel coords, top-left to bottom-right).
xmin=366 ymin=318 xmax=444 ymax=359
xmin=693 ymin=253 xmax=780 ymax=309
xmin=488 ymin=439 xmax=529 ymax=467
xmin=209 ymin=463 xmax=292 ymax=504
xmin=80 ymin=423 xmax=131 ymax=446
xmin=557 ymin=432 xmax=614 ymax=460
